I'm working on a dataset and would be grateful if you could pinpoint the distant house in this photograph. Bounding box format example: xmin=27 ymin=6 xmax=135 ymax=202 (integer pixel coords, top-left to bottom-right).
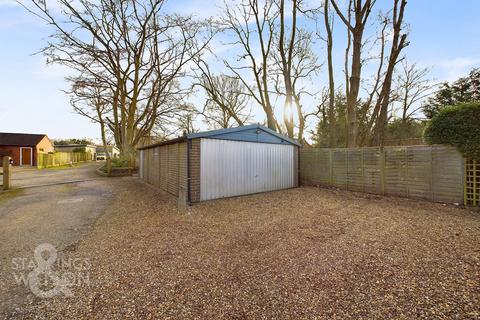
xmin=95 ymin=145 xmax=120 ymax=160
xmin=54 ymin=144 xmax=97 ymax=161
xmin=0 ymin=133 xmax=54 ymax=166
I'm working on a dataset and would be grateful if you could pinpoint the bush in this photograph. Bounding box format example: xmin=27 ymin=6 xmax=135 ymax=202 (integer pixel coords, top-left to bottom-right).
xmin=111 ymin=157 xmax=130 ymax=168
xmin=424 ymin=103 xmax=480 ymax=159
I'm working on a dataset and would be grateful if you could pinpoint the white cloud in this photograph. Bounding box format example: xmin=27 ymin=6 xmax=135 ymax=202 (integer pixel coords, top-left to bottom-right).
xmin=437 ymin=57 xmax=480 ymax=82
xmin=169 ymin=0 xmax=225 ymax=19
xmin=32 ymin=61 xmax=74 ymax=82
xmin=439 ymin=57 xmax=480 ymax=69
xmin=0 ymin=0 xmax=18 ymax=6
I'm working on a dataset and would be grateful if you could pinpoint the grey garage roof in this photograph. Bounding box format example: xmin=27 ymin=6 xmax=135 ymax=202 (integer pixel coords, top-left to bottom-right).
xmin=138 ymin=124 xmax=301 ymax=150
xmin=187 ymin=124 xmax=301 ymax=146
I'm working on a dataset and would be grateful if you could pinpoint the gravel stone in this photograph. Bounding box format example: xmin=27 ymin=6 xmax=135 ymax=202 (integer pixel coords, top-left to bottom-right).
xmin=18 ymin=180 xmax=480 ymax=319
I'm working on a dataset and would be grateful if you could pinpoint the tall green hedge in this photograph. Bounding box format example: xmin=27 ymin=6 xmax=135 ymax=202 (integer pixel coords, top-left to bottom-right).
xmin=424 ymin=103 xmax=480 ymax=159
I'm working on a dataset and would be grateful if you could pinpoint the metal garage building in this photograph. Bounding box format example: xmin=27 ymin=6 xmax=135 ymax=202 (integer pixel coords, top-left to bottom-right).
xmin=138 ymin=124 xmax=300 ymax=203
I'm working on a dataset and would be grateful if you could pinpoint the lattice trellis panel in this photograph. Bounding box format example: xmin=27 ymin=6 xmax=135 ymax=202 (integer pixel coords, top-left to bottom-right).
xmin=465 ymin=159 xmax=480 ymax=206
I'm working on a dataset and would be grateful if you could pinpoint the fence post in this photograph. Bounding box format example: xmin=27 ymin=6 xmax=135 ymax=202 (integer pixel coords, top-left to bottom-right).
xmin=464 ymin=158 xmax=468 ymax=206
xmin=3 ymin=156 xmax=11 ymax=190
xmin=329 ymin=149 xmax=333 ymax=185
xmin=345 ymin=149 xmax=349 ymax=190
xmin=177 ymin=186 xmax=188 ymax=213
xmin=380 ymin=148 xmax=386 ymax=195
xmin=405 ymin=147 xmax=409 ymax=198
xmin=430 ymin=147 xmax=435 ymax=202
xmin=362 ymin=148 xmax=365 ymax=193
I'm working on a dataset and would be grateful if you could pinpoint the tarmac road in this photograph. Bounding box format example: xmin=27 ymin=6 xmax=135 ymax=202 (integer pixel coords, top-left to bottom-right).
xmin=0 ymin=163 xmax=116 ymax=318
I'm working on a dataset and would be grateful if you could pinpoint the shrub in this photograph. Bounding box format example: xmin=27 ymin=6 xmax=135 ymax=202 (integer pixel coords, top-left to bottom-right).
xmin=111 ymin=157 xmax=130 ymax=168
xmin=424 ymin=103 xmax=480 ymax=159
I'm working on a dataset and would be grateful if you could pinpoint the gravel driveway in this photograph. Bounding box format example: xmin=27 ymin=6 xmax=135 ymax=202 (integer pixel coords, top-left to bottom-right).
xmin=11 ymin=180 xmax=479 ymax=319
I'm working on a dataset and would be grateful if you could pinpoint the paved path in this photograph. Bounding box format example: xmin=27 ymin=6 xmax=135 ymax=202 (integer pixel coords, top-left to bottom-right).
xmin=10 ymin=162 xmax=103 ymax=188
xmin=0 ymin=163 xmax=117 ymax=318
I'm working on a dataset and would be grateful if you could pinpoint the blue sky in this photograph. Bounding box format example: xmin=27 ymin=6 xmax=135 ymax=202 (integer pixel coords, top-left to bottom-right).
xmin=0 ymin=0 xmax=479 ymax=141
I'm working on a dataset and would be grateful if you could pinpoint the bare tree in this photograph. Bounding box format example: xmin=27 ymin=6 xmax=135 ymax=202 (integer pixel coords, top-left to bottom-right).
xmin=370 ymin=0 xmax=409 ymax=146
xmin=69 ymin=76 xmax=112 ymax=170
xmin=323 ymin=0 xmax=336 ymax=147
xmin=193 ymin=59 xmax=251 ymax=128
xmin=357 ymin=12 xmax=388 ymax=145
xmin=277 ymin=0 xmax=296 ymax=138
xmin=150 ymin=86 xmax=199 ymax=138
xmin=393 ymin=60 xmax=433 ymax=122
xmin=171 ymin=106 xmax=198 ymax=135
xmin=22 ymin=0 xmax=212 ymax=165
xmin=275 ymin=0 xmax=320 ymax=142
xmin=220 ymin=0 xmax=279 ymax=131
xmin=331 ymin=0 xmax=375 ymax=147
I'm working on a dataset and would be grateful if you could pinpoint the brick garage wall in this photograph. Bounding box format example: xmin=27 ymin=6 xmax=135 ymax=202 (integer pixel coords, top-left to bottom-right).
xmin=0 ymin=146 xmax=21 ymax=166
xmin=189 ymin=138 xmax=201 ymax=203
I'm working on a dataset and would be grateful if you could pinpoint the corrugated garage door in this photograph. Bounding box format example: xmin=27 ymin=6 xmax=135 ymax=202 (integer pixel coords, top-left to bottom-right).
xmin=200 ymin=138 xmax=296 ymax=201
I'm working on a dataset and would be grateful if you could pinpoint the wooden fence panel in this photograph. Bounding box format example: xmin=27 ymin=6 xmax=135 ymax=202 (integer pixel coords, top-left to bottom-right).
xmin=332 ymin=149 xmax=347 ymax=189
xmin=299 ymin=148 xmax=330 ymax=185
xmin=346 ymin=149 xmax=363 ymax=192
xmin=432 ymin=146 xmax=464 ymax=203
xmin=299 ymin=145 xmax=464 ymax=204
xmin=37 ymin=151 xmax=92 ymax=168
xmin=405 ymin=146 xmax=433 ymax=200
xmin=384 ymin=147 xmax=408 ymax=197
xmin=363 ymin=148 xmax=381 ymax=194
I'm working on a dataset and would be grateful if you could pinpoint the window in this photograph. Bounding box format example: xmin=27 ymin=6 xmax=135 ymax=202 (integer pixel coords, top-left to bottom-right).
xmin=39 ymin=148 xmax=44 ymax=152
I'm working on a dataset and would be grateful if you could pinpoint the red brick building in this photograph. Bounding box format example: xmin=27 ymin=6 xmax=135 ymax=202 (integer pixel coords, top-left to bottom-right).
xmin=0 ymin=133 xmax=54 ymax=166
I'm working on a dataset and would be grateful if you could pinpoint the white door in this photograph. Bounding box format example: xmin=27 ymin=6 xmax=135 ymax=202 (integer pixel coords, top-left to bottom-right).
xmin=200 ymin=138 xmax=296 ymax=201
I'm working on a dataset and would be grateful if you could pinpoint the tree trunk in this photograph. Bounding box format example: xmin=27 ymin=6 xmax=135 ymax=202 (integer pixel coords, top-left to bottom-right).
xmin=97 ymin=106 xmax=111 ymax=173
xmin=324 ymin=1 xmax=336 ymax=147
xmin=346 ymin=32 xmax=362 ymax=147
xmin=371 ymin=0 xmax=408 ymax=146
xmin=279 ymin=0 xmax=296 ymax=138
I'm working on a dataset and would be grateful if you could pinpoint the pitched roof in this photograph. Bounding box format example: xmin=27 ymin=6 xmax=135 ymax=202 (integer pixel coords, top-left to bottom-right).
xmin=138 ymin=124 xmax=301 ymax=150
xmin=0 ymin=132 xmax=48 ymax=147
xmin=96 ymin=145 xmax=120 ymax=153
xmin=187 ymin=124 xmax=301 ymax=146
xmin=54 ymin=144 xmax=96 ymax=148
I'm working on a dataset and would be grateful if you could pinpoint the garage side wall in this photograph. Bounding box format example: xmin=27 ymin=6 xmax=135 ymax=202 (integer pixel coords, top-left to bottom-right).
xmin=140 ymin=142 xmax=188 ymax=198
